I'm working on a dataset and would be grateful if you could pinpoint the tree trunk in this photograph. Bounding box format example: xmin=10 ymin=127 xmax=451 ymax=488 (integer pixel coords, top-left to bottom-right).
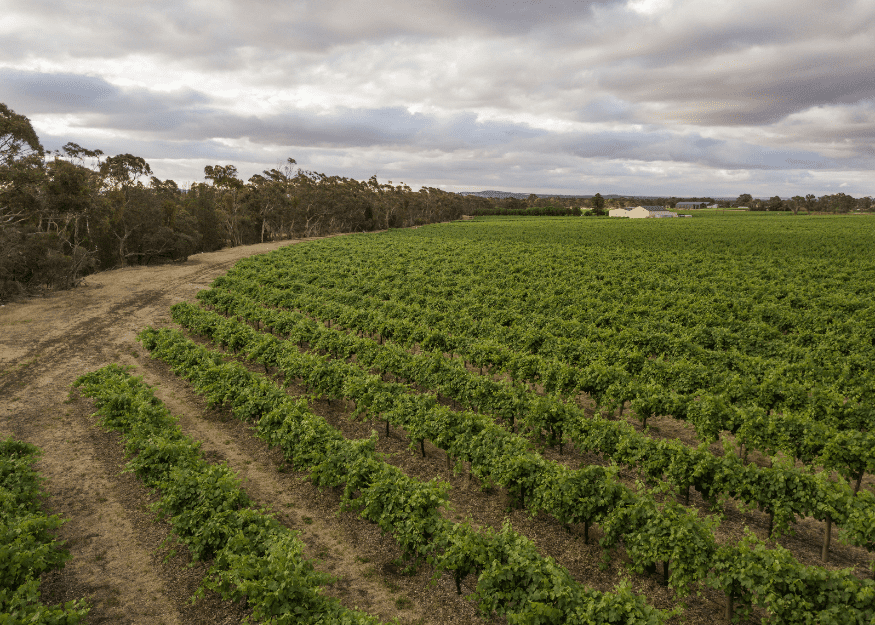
xmin=724 ymin=592 xmax=734 ymax=624
xmin=822 ymin=517 xmax=832 ymax=563
xmin=854 ymin=472 xmax=864 ymax=495
xmin=446 ymin=452 xmax=451 ymax=471
xmin=584 ymin=520 xmax=590 ymax=544
xmin=420 ymin=439 xmax=426 ymax=458
xmin=385 ymin=418 xmax=390 ymax=438
xmin=684 ymin=484 xmax=690 ymax=505
xmin=662 ymin=561 xmax=669 ymax=587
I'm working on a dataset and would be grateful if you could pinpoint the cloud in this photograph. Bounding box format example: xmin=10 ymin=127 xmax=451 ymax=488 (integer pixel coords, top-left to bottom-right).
xmin=2 ymin=0 xmax=875 ymax=196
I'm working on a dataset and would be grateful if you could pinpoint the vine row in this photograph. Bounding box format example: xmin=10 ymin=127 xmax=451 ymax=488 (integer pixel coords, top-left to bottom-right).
xmin=135 ymin=327 xmax=667 ymax=625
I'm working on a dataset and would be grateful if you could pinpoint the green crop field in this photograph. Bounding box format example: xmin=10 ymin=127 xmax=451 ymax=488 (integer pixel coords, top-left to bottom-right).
xmin=72 ymin=214 xmax=875 ymax=624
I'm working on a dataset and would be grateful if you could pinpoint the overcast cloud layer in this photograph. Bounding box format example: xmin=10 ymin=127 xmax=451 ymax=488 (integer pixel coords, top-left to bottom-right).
xmin=3 ymin=0 xmax=873 ymax=196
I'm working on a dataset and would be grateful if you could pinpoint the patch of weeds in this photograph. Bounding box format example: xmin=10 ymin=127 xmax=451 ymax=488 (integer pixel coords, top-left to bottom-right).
xmin=362 ymin=566 xmax=376 ymax=579
xmin=94 ymin=551 xmax=106 ymax=562
xmin=130 ymin=350 xmax=139 ymax=358
xmin=383 ymin=580 xmax=400 ymax=593
xmin=243 ymin=460 xmax=251 ymax=465
xmin=0 ymin=319 xmax=32 ymax=326
xmin=302 ymin=516 xmax=313 ymax=525
xmin=355 ymin=555 xmax=371 ymax=564
xmin=97 ymin=497 xmax=107 ymax=503
xmin=224 ymin=440 xmax=231 ymax=445
xmin=394 ymin=596 xmax=412 ymax=610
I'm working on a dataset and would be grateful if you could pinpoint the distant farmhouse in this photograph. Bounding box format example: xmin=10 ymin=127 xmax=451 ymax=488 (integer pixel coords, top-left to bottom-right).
xmin=676 ymin=201 xmax=709 ymax=209
xmin=609 ymin=206 xmax=678 ymax=218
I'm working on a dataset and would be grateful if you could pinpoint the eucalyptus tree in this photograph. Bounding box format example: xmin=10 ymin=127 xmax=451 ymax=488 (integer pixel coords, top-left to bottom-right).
xmin=591 ymin=192 xmax=606 ymax=215
xmin=96 ymin=153 xmax=154 ymax=266
xmin=205 ymin=164 xmax=248 ymax=246
xmin=0 ymin=103 xmax=45 ymax=226
xmin=246 ymin=158 xmax=300 ymax=242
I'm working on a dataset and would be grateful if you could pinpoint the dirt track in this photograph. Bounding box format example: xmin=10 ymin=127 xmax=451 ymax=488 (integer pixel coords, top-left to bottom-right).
xmin=0 ymin=241 xmax=302 ymax=623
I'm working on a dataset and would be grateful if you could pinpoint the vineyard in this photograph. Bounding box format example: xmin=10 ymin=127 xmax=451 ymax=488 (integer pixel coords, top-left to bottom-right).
xmin=3 ymin=214 xmax=875 ymax=623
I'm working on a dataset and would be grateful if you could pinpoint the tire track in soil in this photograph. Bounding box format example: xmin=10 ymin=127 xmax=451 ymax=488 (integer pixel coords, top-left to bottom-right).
xmin=0 ymin=240 xmax=314 ymax=624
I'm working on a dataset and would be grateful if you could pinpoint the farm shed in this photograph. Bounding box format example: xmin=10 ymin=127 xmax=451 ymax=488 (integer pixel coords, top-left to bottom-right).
xmin=618 ymin=206 xmax=679 ymax=218
xmin=676 ymin=202 xmax=709 ymax=209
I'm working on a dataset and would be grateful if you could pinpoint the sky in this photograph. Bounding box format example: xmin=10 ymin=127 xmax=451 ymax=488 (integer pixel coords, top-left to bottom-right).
xmin=2 ymin=0 xmax=873 ymax=197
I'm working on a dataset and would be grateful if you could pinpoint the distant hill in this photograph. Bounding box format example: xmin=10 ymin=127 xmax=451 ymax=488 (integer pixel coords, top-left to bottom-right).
xmin=458 ymin=190 xmax=599 ymax=200
xmin=457 ymin=190 xmax=738 ymax=201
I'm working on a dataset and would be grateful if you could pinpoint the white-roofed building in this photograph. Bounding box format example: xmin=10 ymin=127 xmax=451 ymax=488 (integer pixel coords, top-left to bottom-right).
xmin=616 ymin=206 xmax=679 ymax=218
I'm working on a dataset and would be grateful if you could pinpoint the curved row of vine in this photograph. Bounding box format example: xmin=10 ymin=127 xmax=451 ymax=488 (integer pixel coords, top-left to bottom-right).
xmin=74 ymin=364 xmax=386 ymax=625
xmin=135 ymin=328 xmax=667 ymax=625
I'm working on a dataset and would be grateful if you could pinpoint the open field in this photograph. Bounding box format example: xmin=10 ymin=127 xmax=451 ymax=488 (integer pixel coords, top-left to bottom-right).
xmin=2 ymin=214 xmax=875 ymax=624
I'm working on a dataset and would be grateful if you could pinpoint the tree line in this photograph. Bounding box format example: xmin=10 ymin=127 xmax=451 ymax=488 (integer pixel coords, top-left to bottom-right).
xmin=733 ymin=193 xmax=873 ymax=214
xmin=482 ymin=192 xmax=874 ymax=215
xmin=0 ymin=103 xmax=487 ymax=301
